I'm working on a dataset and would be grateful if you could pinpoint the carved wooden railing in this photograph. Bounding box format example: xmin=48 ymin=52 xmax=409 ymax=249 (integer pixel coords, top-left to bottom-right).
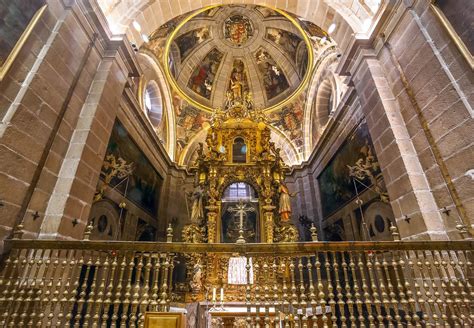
xmin=0 ymin=238 xmax=472 ymax=327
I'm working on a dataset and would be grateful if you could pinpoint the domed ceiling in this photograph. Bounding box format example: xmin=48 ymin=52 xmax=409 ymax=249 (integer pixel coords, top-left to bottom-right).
xmin=143 ymin=5 xmax=332 ymax=165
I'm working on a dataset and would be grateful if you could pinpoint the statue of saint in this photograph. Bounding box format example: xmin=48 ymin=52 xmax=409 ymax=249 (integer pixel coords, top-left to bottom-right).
xmin=188 ymin=184 xmax=204 ymax=224
xmin=190 ymin=258 xmax=203 ymax=291
xmin=230 ymin=77 xmax=243 ymax=101
xmin=278 ymin=182 xmax=298 ymax=222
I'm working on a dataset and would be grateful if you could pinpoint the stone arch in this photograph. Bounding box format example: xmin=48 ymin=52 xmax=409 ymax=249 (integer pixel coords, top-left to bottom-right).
xmin=99 ymin=0 xmax=377 ymax=55
xmin=136 ymin=52 xmax=176 ymax=160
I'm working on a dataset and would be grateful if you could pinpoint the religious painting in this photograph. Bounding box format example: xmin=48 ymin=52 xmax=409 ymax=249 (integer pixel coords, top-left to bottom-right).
xmin=430 ymin=0 xmax=473 ymax=66
xmin=297 ymin=19 xmax=328 ymax=39
xmin=103 ymin=120 xmax=163 ymax=216
xmin=145 ymin=13 xmax=189 ymax=65
xmin=255 ymin=6 xmax=282 ymax=18
xmin=318 ymin=122 xmax=381 ymax=218
xmin=255 ymin=49 xmax=290 ymax=100
xmin=224 ymin=15 xmax=254 ymax=46
xmin=175 ymin=27 xmax=210 ymax=62
xmin=225 ymin=59 xmax=249 ymax=107
xmin=175 ymin=104 xmax=210 ymax=159
xmin=266 ymin=28 xmax=303 ymax=61
xmin=0 ymin=0 xmax=46 ymax=80
xmin=187 ymin=48 xmax=223 ymax=99
xmin=267 ymin=94 xmax=305 ymax=149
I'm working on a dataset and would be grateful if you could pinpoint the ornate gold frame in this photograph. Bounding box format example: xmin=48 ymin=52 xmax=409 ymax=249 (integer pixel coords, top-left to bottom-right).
xmin=430 ymin=1 xmax=473 ymax=70
xmin=163 ymin=4 xmax=314 ymax=113
xmin=0 ymin=4 xmax=48 ymax=81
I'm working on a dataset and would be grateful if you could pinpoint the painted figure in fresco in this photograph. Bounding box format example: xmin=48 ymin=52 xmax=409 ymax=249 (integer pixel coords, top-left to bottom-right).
xmin=278 ymin=182 xmax=298 ymax=222
xmin=188 ymin=184 xmax=205 ymax=224
xmin=255 ymin=49 xmax=289 ymax=100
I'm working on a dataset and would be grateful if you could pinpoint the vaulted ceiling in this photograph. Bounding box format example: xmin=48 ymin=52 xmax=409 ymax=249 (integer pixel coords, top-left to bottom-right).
xmin=97 ymin=1 xmax=384 ymax=166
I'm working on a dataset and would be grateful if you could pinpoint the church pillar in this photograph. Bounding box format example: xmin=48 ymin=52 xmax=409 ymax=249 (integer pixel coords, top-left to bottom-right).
xmin=351 ymin=54 xmax=447 ymax=240
xmin=38 ymin=43 xmax=137 ymax=239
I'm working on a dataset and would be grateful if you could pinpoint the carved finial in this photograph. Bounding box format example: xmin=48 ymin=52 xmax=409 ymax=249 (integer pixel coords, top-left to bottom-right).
xmin=83 ymin=220 xmax=94 ymax=240
xmin=167 ymin=223 xmax=173 ymax=243
xmin=389 ymin=222 xmax=400 ymax=241
xmin=310 ymin=223 xmax=318 ymax=242
xmin=13 ymin=223 xmax=24 ymax=239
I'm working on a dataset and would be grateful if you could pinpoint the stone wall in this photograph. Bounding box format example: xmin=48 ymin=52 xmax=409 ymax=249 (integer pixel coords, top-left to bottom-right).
xmin=289 ymin=0 xmax=473 ymax=241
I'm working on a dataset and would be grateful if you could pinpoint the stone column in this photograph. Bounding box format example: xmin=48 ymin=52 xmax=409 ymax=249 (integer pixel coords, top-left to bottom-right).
xmin=39 ymin=45 xmax=133 ymax=239
xmin=350 ymin=54 xmax=447 ymax=240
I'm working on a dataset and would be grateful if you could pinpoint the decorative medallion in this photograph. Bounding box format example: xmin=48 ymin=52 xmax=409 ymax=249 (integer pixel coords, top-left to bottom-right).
xmin=224 ymin=15 xmax=254 ymax=45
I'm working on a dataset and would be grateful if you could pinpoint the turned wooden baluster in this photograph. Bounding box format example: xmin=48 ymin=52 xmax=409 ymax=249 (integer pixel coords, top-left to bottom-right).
xmin=306 ymin=257 xmax=317 ymax=327
xmin=92 ymin=254 xmax=109 ymax=328
xmin=298 ymin=257 xmax=307 ymax=327
xmin=392 ymin=251 xmax=413 ymax=326
xmin=332 ymin=252 xmax=345 ymax=327
xmin=65 ymin=250 xmax=83 ymax=326
xmin=101 ymin=252 xmax=118 ymax=327
xmin=82 ymin=253 xmax=100 ymax=328
xmin=110 ymin=252 xmax=128 ymax=325
xmin=414 ymin=251 xmax=434 ymax=326
xmin=404 ymin=250 xmax=422 ymax=327
xmin=129 ymin=253 xmax=144 ymax=327
xmin=348 ymin=253 xmax=363 ymax=327
xmin=159 ymin=255 xmax=170 ymax=311
xmin=447 ymin=250 xmax=471 ymax=325
xmin=314 ymin=252 xmax=328 ymax=328
xmin=3 ymin=248 xmax=25 ymax=325
xmin=341 ymin=252 xmax=356 ymax=328
xmin=366 ymin=251 xmax=384 ymax=326
xmin=16 ymin=248 xmax=38 ymax=326
xmin=323 ymin=252 xmax=336 ymax=327
xmin=359 ymin=253 xmax=375 ymax=327
xmin=121 ymin=252 xmax=136 ymax=328
xmin=150 ymin=255 xmax=161 ymax=312
xmin=138 ymin=254 xmax=153 ymax=327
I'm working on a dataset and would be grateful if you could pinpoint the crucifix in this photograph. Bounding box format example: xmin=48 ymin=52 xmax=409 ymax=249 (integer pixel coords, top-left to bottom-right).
xmin=228 ymin=199 xmax=255 ymax=244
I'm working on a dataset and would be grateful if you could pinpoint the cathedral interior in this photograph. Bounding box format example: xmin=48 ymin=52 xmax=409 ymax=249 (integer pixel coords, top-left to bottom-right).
xmin=0 ymin=0 xmax=472 ymax=327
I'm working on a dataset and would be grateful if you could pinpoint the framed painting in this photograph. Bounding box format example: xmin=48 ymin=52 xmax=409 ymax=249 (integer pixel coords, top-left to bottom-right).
xmin=144 ymin=312 xmax=185 ymax=328
xmin=0 ymin=0 xmax=47 ymax=80
xmin=430 ymin=0 xmax=473 ymax=69
xmin=317 ymin=122 xmax=381 ymax=218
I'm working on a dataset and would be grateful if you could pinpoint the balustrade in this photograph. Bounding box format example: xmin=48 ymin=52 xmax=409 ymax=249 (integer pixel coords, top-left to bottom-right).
xmin=0 ymin=239 xmax=472 ymax=327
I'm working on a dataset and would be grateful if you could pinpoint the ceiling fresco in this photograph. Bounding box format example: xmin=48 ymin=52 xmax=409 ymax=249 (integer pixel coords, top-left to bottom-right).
xmin=142 ymin=4 xmax=334 ymax=165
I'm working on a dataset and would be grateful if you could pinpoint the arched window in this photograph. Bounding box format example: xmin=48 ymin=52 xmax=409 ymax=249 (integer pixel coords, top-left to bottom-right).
xmin=232 ymin=137 xmax=247 ymax=163
xmin=143 ymin=80 xmax=163 ymax=128
xmin=223 ymin=182 xmax=256 ymax=200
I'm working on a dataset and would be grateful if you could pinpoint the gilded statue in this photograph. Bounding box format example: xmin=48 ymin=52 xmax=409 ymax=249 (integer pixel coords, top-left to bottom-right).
xmin=278 ymin=182 xmax=298 ymax=222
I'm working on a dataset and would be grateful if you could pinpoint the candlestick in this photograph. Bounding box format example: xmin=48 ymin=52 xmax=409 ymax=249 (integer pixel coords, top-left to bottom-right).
xmin=212 ymin=287 xmax=216 ymax=302
xmin=220 ymin=288 xmax=224 ymax=302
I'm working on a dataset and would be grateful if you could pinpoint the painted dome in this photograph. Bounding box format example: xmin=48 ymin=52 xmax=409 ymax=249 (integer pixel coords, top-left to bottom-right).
xmin=159 ymin=5 xmax=317 ymax=112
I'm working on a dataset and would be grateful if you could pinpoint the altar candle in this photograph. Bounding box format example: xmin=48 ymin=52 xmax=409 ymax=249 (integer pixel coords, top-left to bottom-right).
xmin=212 ymin=287 xmax=216 ymax=302
xmin=220 ymin=288 xmax=224 ymax=302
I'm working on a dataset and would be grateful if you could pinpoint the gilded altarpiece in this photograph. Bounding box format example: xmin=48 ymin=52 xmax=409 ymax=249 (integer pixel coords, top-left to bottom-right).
xmin=181 ymin=102 xmax=298 ymax=302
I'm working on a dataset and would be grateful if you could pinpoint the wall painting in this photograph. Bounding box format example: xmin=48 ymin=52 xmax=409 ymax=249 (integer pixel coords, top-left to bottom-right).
xmin=0 ymin=0 xmax=46 ymax=80
xmin=255 ymin=48 xmax=289 ymax=100
xmin=318 ymin=122 xmax=381 ymax=218
xmin=187 ymin=48 xmax=224 ymax=100
xmin=175 ymin=27 xmax=210 ymax=62
xmin=103 ymin=120 xmax=163 ymax=216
